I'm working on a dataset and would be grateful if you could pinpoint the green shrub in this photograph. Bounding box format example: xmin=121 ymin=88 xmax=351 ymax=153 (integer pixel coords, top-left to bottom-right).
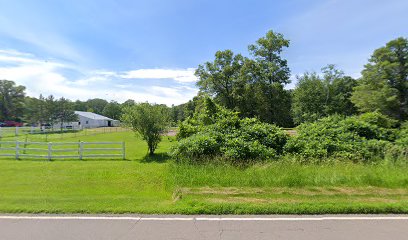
xmin=386 ymin=122 xmax=408 ymax=163
xmin=172 ymin=98 xmax=288 ymax=163
xmin=177 ymin=118 xmax=202 ymax=139
xmin=358 ymin=111 xmax=398 ymax=129
xmin=284 ymin=113 xmax=399 ymax=161
xmin=222 ymin=138 xmax=276 ymax=163
xmin=238 ymin=118 xmax=288 ymax=154
xmin=172 ymin=132 xmax=221 ymax=161
xmin=396 ymin=122 xmax=408 ymax=146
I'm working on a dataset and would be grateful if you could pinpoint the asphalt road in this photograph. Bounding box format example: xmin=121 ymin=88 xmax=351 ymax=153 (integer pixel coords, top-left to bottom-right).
xmin=1 ymin=215 xmax=408 ymax=240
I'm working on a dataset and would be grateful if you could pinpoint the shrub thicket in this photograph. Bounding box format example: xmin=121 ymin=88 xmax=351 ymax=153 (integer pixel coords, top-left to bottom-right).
xmin=284 ymin=113 xmax=406 ymax=162
xmin=173 ymin=99 xmax=407 ymax=164
xmin=172 ymin=98 xmax=288 ymax=163
xmin=386 ymin=122 xmax=408 ymax=162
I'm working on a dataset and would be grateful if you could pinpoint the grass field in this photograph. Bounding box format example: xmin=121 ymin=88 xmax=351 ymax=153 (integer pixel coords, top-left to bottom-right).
xmin=1 ymin=131 xmax=408 ymax=214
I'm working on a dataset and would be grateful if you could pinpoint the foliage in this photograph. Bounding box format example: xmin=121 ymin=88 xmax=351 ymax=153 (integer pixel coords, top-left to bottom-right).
xmin=396 ymin=121 xmax=408 ymax=145
xmin=291 ymin=72 xmax=326 ymax=123
xmin=85 ymin=98 xmax=109 ymax=115
xmin=284 ymin=113 xmax=402 ymax=161
xmin=102 ymin=101 xmax=123 ymax=120
xmin=24 ymin=95 xmax=47 ymax=125
xmin=194 ymin=30 xmax=293 ymax=127
xmin=54 ymin=97 xmax=78 ymax=129
xmin=292 ymin=65 xmax=357 ymax=124
xmin=172 ymin=98 xmax=288 ymax=163
xmin=122 ymin=102 xmax=170 ymax=155
xmin=358 ymin=111 xmax=398 ymax=129
xmin=247 ymin=30 xmax=291 ymax=85
xmin=351 ymin=37 xmax=408 ymax=121
xmin=24 ymin=94 xmax=77 ymax=128
xmin=196 ymin=50 xmax=244 ymax=109
xmin=240 ymin=30 xmax=292 ymax=126
xmin=0 ymin=80 xmax=26 ymax=121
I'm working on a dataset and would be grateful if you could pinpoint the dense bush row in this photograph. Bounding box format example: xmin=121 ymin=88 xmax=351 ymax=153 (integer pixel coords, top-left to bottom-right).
xmin=172 ymin=99 xmax=407 ymax=164
xmin=284 ymin=112 xmax=402 ymax=161
xmin=172 ymin=98 xmax=288 ymax=163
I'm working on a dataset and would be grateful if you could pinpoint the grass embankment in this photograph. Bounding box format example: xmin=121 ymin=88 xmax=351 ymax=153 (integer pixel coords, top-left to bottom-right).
xmin=169 ymin=162 xmax=408 ymax=214
xmin=1 ymin=131 xmax=408 ymax=214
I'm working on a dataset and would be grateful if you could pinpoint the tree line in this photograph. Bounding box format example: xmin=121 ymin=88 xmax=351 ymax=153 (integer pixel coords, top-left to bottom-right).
xmin=1 ymin=30 xmax=407 ymax=129
xmin=172 ymin=31 xmax=407 ymax=126
xmin=0 ymin=82 xmax=135 ymax=127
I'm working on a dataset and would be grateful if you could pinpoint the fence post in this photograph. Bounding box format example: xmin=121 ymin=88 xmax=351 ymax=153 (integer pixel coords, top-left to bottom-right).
xmin=79 ymin=141 xmax=84 ymax=160
xmin=0 ymin=126 xmax=2 ymax=139
xmin=48 ymin=142 xmax=52 ymax=161
xmin=122 ymin=141 xmax=126 ymax=160
xmin=30 ymin=126 xmax=34 ymax=134
xmin=15 ymin=127 xmax=19 ymax=136
xmin=15 ymin=141 xmax=20 ymax=160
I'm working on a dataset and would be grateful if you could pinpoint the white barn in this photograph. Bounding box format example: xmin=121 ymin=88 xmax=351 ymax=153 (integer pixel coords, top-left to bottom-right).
xmin=75 ymin=111 xmax=120 ymax=128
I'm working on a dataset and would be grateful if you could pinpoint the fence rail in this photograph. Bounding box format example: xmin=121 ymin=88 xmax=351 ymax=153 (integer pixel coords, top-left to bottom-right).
xmin=0 ymin=141 xmax=125 ymax=160
xmin=0 ymin=126 xmax=127 ymax=139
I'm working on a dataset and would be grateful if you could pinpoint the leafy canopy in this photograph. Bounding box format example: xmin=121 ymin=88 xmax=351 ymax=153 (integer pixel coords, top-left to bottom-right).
xmin=284 ymin=112 xmax=401 ymax=161
xmin=292 ymin=65 xmax=357 ymax=124
xmin=173 ymin=98 xmax=288 ymax=164
xmin=352 ymin=37 xmax=408 ymax=121
xmin=0 ymin=80 xmax=26 ymax=121
xmin=122 ymin=103 xmax=170 ymax=155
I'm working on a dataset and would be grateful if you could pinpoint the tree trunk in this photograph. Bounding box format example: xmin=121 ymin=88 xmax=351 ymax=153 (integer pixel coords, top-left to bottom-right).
xmin=149 ymin=144 xmax=154 ymax=155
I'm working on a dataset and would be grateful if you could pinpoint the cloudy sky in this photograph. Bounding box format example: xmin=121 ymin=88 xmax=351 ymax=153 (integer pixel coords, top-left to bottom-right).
xmin=0 ymin=0 xmax=407 ymax=105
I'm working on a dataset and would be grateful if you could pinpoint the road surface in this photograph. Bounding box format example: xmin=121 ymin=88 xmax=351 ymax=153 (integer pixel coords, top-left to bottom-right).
xmin=1 ymin=215 xmax=408 ymax=240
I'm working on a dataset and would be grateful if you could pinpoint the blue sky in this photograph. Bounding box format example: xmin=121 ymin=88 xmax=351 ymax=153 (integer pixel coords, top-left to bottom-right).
xmin=0 ymin=0 xmax=407 ymax=105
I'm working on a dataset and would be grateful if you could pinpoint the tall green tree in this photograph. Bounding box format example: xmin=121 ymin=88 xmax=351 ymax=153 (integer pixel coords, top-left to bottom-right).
xmin=24 ymin=94 xmax=47 ymax=125
xmin=0 ymin=80 xmax=26 ymax=121
xmin=292 ymin=72 xmax=326 ymax=124
xmin=247 ymin=30 xmax=291 ymax=85
xmin=121 ymin=103 xmax=170 ymax=155
xmin=45 ymin=95 xmax=58 ymax=126
xmin=196 ymin=50 xmax=244 ymax=110
xmin=194 ymin=30 xmax=293 ymax=126
xmin=86 ymin=98 xmax=108 ymax=114
xmin=243 ymin=30 xmax=292 ymax=126
xmin=351 ymin=37 xmax=408 ymax=120
xmin=55 ymin=97 xmax=78 ymax=130
xmin=102 ymin=101 xmax=122 ymax=120
xmin=73 ymin=100 xmax=87 ymax=111
xmin=292 ymin=65 xmax=357 ymax=124
xmin=122 ymin=99 xmax=136 ymax=108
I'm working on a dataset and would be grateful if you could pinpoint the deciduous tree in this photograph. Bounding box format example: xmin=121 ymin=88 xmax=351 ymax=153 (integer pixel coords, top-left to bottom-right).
xmin=0 ymin=80 xmax=26 ymax=121
xmin=122 ymin=103 xmax=170 ymax=155
xmin=351 ymin=37 xmax=408 ymax=120
xmin=102 ymin=101 xmax=122 ymax=120
xmin=195 ymin=50 xmax=244 ymax=110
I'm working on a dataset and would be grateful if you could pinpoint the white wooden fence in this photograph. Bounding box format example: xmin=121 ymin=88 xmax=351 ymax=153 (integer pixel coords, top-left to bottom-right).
xmin=0 ymin=141 xmax=125 ymax=160
xmin=0 ymin=126 xmax=83 ymax=138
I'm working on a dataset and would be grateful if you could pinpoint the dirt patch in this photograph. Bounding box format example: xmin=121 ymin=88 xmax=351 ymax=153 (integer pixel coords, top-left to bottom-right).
xmin=285 ymin=129 xmax=297 ymax=136
xmin=181 ymin=186 xmax=408 ymax=197
xmin=182 ymin=187 xmax=265 ymax=195
xmin=165 ymin=129 xmax=178 ymax=136
xmin=208 ymin=197 xmax=275 ymax=204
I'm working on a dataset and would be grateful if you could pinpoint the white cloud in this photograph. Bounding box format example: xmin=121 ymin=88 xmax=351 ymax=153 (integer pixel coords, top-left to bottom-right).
xmin=0 ymin=49 xmax=198 ymax=106
xmin=121 ymin=68 xmax=198 ymax=83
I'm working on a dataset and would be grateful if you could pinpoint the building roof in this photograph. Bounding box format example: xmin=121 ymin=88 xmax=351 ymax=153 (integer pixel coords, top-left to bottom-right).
xmin=74 ymin=111 xmax=114 ymax=121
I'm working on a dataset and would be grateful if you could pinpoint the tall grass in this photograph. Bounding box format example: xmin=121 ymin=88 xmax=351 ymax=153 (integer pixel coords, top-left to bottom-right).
xmin=169 ymin=161 xmax=408 ymax=188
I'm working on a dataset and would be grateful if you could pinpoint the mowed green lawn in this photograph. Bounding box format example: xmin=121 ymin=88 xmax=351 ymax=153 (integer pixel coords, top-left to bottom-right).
xmin=1 ymin=131 xmax=408 ymax=214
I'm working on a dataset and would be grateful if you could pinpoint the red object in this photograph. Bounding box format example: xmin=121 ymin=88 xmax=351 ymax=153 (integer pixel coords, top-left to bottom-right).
xmin=3 ymin=121 xmax=24 ymax=127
